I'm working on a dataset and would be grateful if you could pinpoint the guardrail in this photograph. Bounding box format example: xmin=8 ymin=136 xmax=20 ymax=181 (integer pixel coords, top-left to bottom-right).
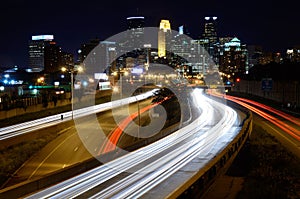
xmin=168 ymin=101 xmax=253 ymax=199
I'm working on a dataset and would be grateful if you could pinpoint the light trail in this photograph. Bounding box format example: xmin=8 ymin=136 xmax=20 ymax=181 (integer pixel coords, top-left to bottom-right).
xmin=91 ymin=96 xmax=237 ymax=199
xmin=100 ymin=97 xmax=169 ymax=154
xmin=0 ymin=89 xmax=158 ymax=140
xmin=25 ymin=89 xmax=239 ymax=199
xmin=227 ymin=95 xmax=300 ymax=126
xmin=228 ymin=97 xmax=300 ymax=141
xmin=211 ymin=92 xmax=300 ymax=141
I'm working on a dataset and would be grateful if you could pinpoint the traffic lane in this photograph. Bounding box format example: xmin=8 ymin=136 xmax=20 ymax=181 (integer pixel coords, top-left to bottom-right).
xmin=2 ymin=126 xmax=84 ymax=187
xmin=3 ymin=110 xmax=116 ymax=186
xmin=22 ymin=91 xmax=241 ymax=198
xmin=27 ymin=132 xmax=92 ymax=180
xmin=116 ymin=105 xmax=168 ymax=149
xmin=74 ymin=97 xmax=239 ymax=198
xmin=224 ymin=96 xmax=300 ymax=141
xmin=37 ymin=100 xmax=156 ymax=174
xmin=253 ymin=114 xmax=300 ymax=159
xmin=227 ymin=95 xmax=300 ymax=126
xmin=4 ymin=99 xmax=155 ymax=186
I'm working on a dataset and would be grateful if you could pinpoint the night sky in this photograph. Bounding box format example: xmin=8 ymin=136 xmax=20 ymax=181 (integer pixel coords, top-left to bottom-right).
xmin=0 ymin=0 xmax=299 ymax=68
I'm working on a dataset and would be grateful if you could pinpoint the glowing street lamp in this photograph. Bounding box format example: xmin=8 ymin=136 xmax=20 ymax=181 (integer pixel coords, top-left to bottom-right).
xmin=37 ymin=77 xmax=45 ymax=84
xmin=114 ymin=70 xmax=129 ymax=99
xmin=61 ymin=66 xmax=83 ymax=119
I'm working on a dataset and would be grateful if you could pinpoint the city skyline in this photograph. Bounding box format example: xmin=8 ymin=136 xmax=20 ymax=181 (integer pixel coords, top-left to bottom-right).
xmin=0 ymin=0 xmax=299 ymax=68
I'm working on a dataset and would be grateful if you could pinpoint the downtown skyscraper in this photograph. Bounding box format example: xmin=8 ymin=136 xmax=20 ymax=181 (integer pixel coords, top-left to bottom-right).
xmin=201 ymin=17 xmax=219 ymax=66
xmin=28 ymin=35 xmax=56 ymax=73
xmin=158 ymin=20 xmax=171 ymax=58
xmin=126 ymin=16 xmax=145 ymax=50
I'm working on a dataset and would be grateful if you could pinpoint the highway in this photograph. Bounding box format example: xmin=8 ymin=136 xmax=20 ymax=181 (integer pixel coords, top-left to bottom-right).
xmin=0 ymin=89 xmax=158 ymax=141
xmin=2 ymin=89 xmax=296 ymax=198
xmin=211 ymin=91 xmax=300 ymax=158
xmin=3 ymin=97 xmax=158 ymax=187
xmin=25 ymin=89 xmax=242 ymax=198
xmin=226 ymin=95 xmax=300 ymax=158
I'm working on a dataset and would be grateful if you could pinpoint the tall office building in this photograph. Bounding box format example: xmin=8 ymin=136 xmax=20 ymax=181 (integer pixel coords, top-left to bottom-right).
xmin=158 ymin=19 xmax=171 ymax=58
xmin=219 ymin=37 xmax=248 ymax=79
xmin=78 ymin=38 xmax=100 ymax=63
xmin=125 ymin=16 xmax=145 ymax=50
xmin=99 ymin=41 xmax=117 ymax=72
xmin=171 ymin=25 xmax=211 ymax=76
xmin=202 ymin=17 xmax=218 ymax=45
xmin=127 ymin=16 xmax=145 ymax=30
xmin=201 ymin=17 xmax=219 ymax=66
xmin=29 ymin=35 xmax=73 ymax=75
xmin=247 ymin=45 xmax=263 ymax=68
xmin=28 ymin=35 xmax=55 ymax=72
xmin=171 ymin=25 xmax=191 ymax=60
xmin=44 ymin=41 xmax=61 ymax=73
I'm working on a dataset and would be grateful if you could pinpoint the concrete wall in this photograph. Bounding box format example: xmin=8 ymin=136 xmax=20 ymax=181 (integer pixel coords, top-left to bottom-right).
xmin=0 ymin=90 xmax=112 ymax=121
xmin=0 ymin=99 xmax=71 ymax=120
xmin=170 ymin=104 xmax=253 ymax=199
xmin=232 ymin=80 xmax=300 ymax=108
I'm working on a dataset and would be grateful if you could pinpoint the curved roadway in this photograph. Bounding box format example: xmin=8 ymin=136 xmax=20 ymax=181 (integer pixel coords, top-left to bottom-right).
xmin=25 ymin=89 xmax=242 ymax=199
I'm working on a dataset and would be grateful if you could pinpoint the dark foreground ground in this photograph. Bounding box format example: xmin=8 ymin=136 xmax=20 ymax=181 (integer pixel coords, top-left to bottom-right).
xmin=203 ymin=123 xmax=300 ymax=199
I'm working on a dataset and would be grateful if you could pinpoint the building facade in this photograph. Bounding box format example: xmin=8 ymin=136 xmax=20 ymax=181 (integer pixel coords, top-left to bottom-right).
xmin=158 ymin=19 xmax=171 ymax=58
xmin=28 ymin=35 xmax=72 ymax=74
xmin=28 ymin=35 xmax=55 ymax=72
xmin=219 ymin=37 xmax=248 ymax=81
xmin=201 ymin=17 xmax=218 ymax=64
xmin=124 ymin=16 xmax=145 ymax=51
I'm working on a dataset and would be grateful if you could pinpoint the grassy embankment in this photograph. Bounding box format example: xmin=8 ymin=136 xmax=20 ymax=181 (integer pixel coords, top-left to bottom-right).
xmin=227 ymin=124 xmax=300 ymax=199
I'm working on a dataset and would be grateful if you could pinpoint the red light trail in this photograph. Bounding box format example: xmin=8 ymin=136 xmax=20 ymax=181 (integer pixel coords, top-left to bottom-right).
xmin=99 ymin=98 xmax=170 ymax=155
xmin=210 ymin=92 xmax=300 ymax=142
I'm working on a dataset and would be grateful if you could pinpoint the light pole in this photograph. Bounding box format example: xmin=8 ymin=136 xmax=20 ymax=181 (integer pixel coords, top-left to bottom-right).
xmin=120 ymin=72 xmax=123 ymax=99
xmin=135 ymin=96 xmax=141 ymax=139
xmin=62 ymin=66 xmax=83 ymax=120
xmin=120 ymin=70 xmax=129 ymax=99
xmin=71 ymin=70 xmax=74 ymax=120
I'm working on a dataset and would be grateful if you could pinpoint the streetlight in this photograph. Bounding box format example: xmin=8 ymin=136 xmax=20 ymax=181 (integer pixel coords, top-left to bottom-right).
xmin=121 ymin=71 xmax=129 ymax=99
xmin=114 ymin=70 xmax=129 ymax=99
xmin=61 ymin=66 xmax=83 ymax=120
xmin=134 ymin=96 xmax=141 ymax=139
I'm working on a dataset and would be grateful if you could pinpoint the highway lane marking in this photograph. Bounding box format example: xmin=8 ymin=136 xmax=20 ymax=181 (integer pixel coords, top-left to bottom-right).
xmin=57 ymin=127 xmax=73 ymax=135
xmin=263 ymin=122 xmax=300 ymax=147
xmin=28 ymin=133 xmax=76 ymax=180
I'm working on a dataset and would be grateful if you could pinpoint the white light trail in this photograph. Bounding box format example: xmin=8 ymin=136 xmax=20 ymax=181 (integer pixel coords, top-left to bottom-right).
xmin=25 ymin=89 xmax=238 ymax=199
xmin=0 ymin=89 xmax=158 ymax=140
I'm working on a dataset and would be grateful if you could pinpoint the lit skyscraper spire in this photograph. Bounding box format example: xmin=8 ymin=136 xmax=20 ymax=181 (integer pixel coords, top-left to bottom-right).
xmin=158 ymin=19 xmax=171 ymax=58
